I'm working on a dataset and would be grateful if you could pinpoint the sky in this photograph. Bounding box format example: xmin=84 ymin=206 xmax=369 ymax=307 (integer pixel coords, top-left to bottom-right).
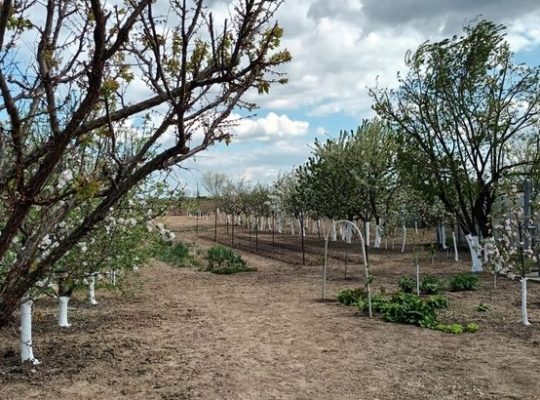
xmin=177 ymin=0 xmax=540 ymax=195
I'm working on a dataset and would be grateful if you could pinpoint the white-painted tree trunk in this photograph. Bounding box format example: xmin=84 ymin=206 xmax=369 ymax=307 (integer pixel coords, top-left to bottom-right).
xmin=365 ymin=221 xmax=370 ymax=247
xmin=20 ymin=297 xmax=40 ymax=365
xmin=401 ymin=225 xmax=407 ymax=253
xmin=465 ymin=234 xmax=483 ymax=272
xmin=321 ymin=237 xmax=329 ymax=300
xmin=58 ymin=296 xmax=71 ymax=328
xmin=88 ymin=276 xmax=98 ymax=305
xmin=374 ymin=225 xmax=382 ymax=248
xmin=340 ymin=222 xmax=345 ymax=241
xmin=452 ymin=231 xmax=459 ymax=262
xmin=521 ymin=278 xmax=531 ymax=326
xmin=441 ymin=224 xmax=448 ymax=249
xmin=331 ymin=219 xmax=337 ymax=241
xmin=277 ymin=217 xmax=283 ymax=234
xmin=414 ymin=221 xmax=418 ymax=235
xmin=290 ymin=221 xmax=295 ymax=236
xmin=345 ymin=223 xmax=352 ymax=244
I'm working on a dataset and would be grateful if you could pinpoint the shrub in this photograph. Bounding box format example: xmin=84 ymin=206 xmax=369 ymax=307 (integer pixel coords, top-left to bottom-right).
xmin=398 ymin=276 xmax=416 ymax=293
xmin=356 ymin=297 xmax=367 ymax=311
xmin=337 ymin=288 xmax=365 ymax=306
xmin=341 ymin=286 xmax=469 ymax=334
xmin=381 ymin=292 xmax=438 ymax=328
xmin=371 ymin=295 xmax=391 ymax=313
xmin=356 ymin=294 xmax=390 ymax=313
xmin=448 ymin=273 xmax=479 ymax=291
xmin=158 ymin=241 xmax=193 ymax=267
xmin=420 ymin=274 xmax=445 ymax=294
xmin=206 ymin=246 xmax=254 ymax=274
xmin=426 ymin=294 xmax=448 ymax=309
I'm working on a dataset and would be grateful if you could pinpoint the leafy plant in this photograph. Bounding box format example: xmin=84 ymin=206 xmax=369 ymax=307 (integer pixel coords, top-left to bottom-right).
xmin=420 ymin=274 xmax=445 ymax=294
xmin=337 ymin=288 xmax=365 ymax=306
xmin=434 ymin=323 xmax=464 ymax=334
xmin=158 ymin=241 xmax=193 ymax=268
xmin=434 ymin=322 xmax=479 ymax=334
xmin=398 ymin=276 xmax=416 ymax=293
xmin=370 ymin=294 xmax=390 ymax=313
xmin=206 ymin=246 xmax=254 ymax=274
xmin=381 ymin=292 xmax=438 ymax=328
xmin=426 ymin=294 xmax=448 ymax=309
xmin=465 ymin=323 xmax=480 ymax=333
xmin=448 ymin=273 xmax=479 ymax=291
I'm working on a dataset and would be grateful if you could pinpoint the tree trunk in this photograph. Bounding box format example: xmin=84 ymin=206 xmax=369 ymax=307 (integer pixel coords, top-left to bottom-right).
xmin=465 ymin=234 xmax=483 ymax=272
xmin=20 ymin=296 xmax=39 ymax=364
xmin=441 ymin=224 xmax=448 ymax=249
xmin=232 ymin=214 xmax=235 ymax=248
xmin=344 ymin=242 xmax=348 ymax=279
xmin=214 ymin=209 xmax=218 ymax=242
xmin=374 ymin=218 xmax=382 ymax=249
xmin=255 ymin=216 xmax=259 ymax=251
xmin=300 ymin=213 xmax=306 ymax=266
xmin=331 ymin=219 xmax=337 ymax=241
xmin=272 ymin=211 xmax=275 ymax=246
xmin=58 ymin=296 xmax=71 ymax=328
xmin=365 ymin=221 xmax=370 ymax=247
xmin=88 ymin=276 xmax=98 ymax=305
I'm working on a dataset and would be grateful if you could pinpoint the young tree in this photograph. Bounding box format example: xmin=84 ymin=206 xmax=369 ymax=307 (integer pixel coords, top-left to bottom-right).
xmin=298 ymin=131 xmax=366 ymax=223
xmin=219 ymin=179 xmax=249 ymax=247
xmin=270 ymin=171 xmax=308 ymax=264
xmin=298 ymin=120 xmax=400 ymax=247
xmin=372 ymin=20 xmax=540 ymax=270
xmin=202 ymin=172 xmax=228 ymax=241
xmin=0 ymin=0 xmax=290 ymax=328
xmin=245 ymin=184 xmax=270 ymax=250
xmin=202 ymin=172 xmax=228 ymax=199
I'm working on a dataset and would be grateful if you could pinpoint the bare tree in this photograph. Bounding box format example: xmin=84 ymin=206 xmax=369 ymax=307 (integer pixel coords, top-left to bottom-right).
xmin=202 ymin=172 xmax=228 ymax=198
xmin=0 ymin=0 xmax=290 ymax=327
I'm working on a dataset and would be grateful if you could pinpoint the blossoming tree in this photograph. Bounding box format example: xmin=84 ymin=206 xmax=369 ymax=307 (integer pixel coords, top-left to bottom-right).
xmin=0 ymin=0 xmax=290 ymax=328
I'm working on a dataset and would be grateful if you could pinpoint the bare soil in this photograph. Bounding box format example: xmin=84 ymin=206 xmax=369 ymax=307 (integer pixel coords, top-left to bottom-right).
xmin=1 ymin=216 xmax=540 ymax=399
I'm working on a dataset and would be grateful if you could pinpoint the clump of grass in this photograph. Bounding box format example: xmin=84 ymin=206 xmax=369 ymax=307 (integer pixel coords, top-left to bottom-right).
xmin=206 ymin=246 xmax=255 ymax=274
xmin=448 ymin=273 xmax=479 ymax=291
xmin=158 ymin=241 xmax=195 ymax=267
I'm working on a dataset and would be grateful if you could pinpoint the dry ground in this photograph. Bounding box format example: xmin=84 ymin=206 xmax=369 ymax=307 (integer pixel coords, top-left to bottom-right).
xmin=1 ymin=216 xmax=540 ymax=399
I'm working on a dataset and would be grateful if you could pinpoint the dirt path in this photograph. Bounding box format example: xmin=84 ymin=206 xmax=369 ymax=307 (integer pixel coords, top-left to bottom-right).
xmin=1 ymin=227 xmax=540 ymax=399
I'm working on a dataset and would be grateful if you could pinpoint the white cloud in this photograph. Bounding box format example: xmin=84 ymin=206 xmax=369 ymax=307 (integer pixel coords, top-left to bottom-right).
xmin=176 ymin=0 xmax=540 ymax=191
xmin=242 ymin=1 xmax=540 ymax=119
xmin=232 ymin=112 xmax=309 ymax=142
xmin=178 ymin=133 xmax=313 ymax=193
